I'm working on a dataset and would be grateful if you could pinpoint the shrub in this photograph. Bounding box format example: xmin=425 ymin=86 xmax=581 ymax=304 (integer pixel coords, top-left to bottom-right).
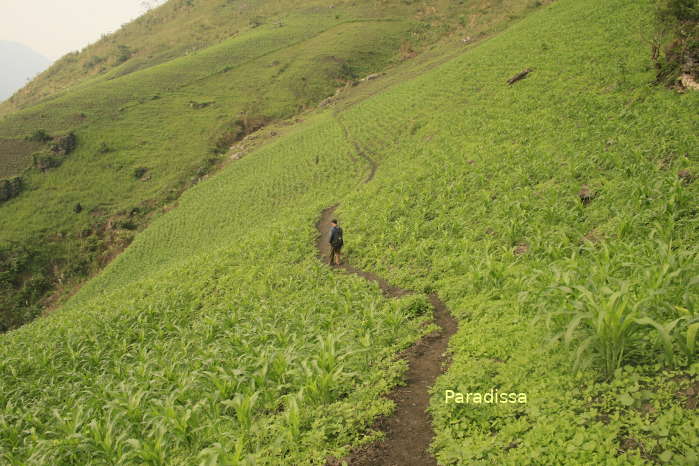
xmin=84 ymin=55 xmax=106 ymax=70
xmin=133 ymin=167 xmax=149 ymax=179
xmin=249 ymin=16 xmax=265 ymax=28
xmin=116 ymin=45 xmax=134 ymax=64
xmin=0 ymin=177 xmax=23 ymax=203
xmin=26 ymin=129 xmax=51 ymax=143
xmin=50 ymin=132 xmax=77 ymax=155
xmin=33 ymin=152 xmax=63 ymax=171
xmin=98 ymin=142 xmax=112 ymax=154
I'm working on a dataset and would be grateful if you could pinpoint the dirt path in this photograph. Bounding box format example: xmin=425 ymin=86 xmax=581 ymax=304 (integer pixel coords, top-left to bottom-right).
xmin=316 ymin=129 xmax=457 ymax=465
xmin=337 ymin=119 xmax=377 ymax=183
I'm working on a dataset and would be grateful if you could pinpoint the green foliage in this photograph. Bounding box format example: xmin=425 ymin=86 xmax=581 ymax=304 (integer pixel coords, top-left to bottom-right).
xmin=83 ymin=55 xmax=105 ymax=70
xmin=0 ymin=114 xmax=432 ymax=463
xmin=49 ymin=132 xmax=77 ymax=155
xmin=26 ymin=129 xmax=51 ymax=142
xmin=0 ymin=11 xmax=422 ymax=332
xmin=132 ymin=167 xmax=148 ymax=180
xmin=116 ymin=45 xmax=133 ymax=65
xmin=1 ymin=0 xmax=696 ymax=463
xmin=0 ymin=242 xmax=53 ymax=331
xmin=249 ymin=16 xmax=265 ymax=28
xmin=656 ymin=0 xmax=699 ymax=23
xmin=97 ymin=141 xmax=112 ymax=154
xmin=0 ymin=177 xmax=23 ymax=203
xmin=0 ymin=0 xmax=544 ymax=334
xmin=395 ymin=294 xmax=432 ymax=317
xmin=32 ymin=151 xmax=63 ymax=171
xmin=560 ymin=283 xmax=646 ymax=378
xmin=327 ymin=0 xmax=697 ymax=461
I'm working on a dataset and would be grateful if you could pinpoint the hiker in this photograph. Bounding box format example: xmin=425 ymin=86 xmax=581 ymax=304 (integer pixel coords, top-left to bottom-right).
xmin=329 ymin=219 xmax=344 ymax=266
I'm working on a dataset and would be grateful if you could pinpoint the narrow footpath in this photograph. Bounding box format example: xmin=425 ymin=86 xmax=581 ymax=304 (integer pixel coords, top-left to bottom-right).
xmin=317 ymin=121 xmax=458 ymax=465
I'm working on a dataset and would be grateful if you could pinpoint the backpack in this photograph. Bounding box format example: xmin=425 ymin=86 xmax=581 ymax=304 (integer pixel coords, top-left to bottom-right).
xmin=332 ymin=226 xmax=344 ymax=247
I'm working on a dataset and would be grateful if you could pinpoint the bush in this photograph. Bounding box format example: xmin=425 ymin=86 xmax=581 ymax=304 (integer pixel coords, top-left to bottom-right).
xmin=26 ymin=129 xmax=51 ymax=143
xmin=98 ymin=142 xmax=112 ymax=154
xmin=33 ymin=152 xmax=63 ymax=171
xmin=250 ymin=16 xmax=265 ymax=28
xmin=50 ymin=132 xmax=77 ymax=155
xmin=116 ymin=45 xmax=133 ymax=64
xmin=0 ymin=177 xmax=23 ymax=203
xmin=657 ymin=0 xmax=699 ymax=23
xmin=84 ymin=55 xmax=105 ymax=70
xmin=133 ymin=167 xmax=149 ymax=179
xmin=213 ymin=127 xmax=243 ymax=153
xmin=0 ymin=242 xmax=55 ymax=332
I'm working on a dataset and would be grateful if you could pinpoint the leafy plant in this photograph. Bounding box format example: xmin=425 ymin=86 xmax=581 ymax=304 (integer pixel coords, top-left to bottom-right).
xmin=560 ymin=284 xmax=648 ymax=378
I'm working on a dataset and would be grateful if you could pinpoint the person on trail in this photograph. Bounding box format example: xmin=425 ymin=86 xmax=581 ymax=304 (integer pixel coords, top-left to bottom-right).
xmin=329 ymin=219 xmax=344 ymax=266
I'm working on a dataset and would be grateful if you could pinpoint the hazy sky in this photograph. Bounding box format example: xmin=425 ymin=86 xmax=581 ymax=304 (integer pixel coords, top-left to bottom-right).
xmin=0 ymin=1 xmax=165 ymax=61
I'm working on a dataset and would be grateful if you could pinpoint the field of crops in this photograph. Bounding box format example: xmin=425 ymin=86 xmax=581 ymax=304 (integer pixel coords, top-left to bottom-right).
xmin=0 ymin=114 xmax=437 ymax=463
xmin=1 ymin=0 xmax=697 ymax=463
xmin=335 ymin=0 xmax=699 ymax=463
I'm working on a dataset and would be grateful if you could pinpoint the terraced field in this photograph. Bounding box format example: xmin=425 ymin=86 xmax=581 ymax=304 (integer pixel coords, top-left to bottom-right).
xmin=0 ymin=139 xmax=41 ymax=178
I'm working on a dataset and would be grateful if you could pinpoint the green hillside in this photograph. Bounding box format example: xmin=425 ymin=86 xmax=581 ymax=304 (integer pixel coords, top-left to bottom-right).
xmin=1 ymin=0 xmax=698 ymax=464
xmin=0 ymin=0 xmax=418 ymax=113
xmin=0 ymin=0 xmax=537 ymax=115
xmin=0 ymin=0 xmax=541 ymax=331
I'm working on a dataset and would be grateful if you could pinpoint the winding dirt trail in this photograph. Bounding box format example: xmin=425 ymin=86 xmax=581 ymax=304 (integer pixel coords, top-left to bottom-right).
xmin=317 ymin=124 xmax=457 ymax=465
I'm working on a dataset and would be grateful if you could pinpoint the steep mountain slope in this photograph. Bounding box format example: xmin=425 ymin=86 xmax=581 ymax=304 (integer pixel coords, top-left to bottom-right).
xmin=0 ymin=0 xmax=527 ymax=115
xmin=1 ymin=0 xmax=696 ymax=463
xmin=0 ymin=41 xmax=51 ymax=102
xmin=0 ymin=0 xmax=544 ymax=331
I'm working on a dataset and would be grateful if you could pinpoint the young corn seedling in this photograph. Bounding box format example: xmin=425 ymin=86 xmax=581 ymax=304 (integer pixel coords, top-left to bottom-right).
xmin=126 ymin=424 xmax=169 ymax=465
xmin=563 ymin=283 xmax=647 ymax=379
xmin=283 ymin=395 xmax=302 ymax=442
xmin=86 ymin=412 xmax=128 ymax=463
xmin=222 ymin=392 xmax=259 ymax=431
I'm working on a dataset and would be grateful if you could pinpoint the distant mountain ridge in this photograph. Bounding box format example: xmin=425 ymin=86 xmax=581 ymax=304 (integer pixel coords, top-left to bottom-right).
xmin=0 ymin=41 xmax=51 ymax=101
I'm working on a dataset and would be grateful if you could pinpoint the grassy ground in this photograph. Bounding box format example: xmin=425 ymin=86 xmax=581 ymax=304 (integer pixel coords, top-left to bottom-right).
xmin=0 ymin=0 xmax=405 ymax=113
xmin=1 ymin=0 xmax=697 ymax=463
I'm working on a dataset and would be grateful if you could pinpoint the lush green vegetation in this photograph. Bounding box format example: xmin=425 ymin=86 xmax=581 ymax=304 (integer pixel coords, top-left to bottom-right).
xmin=0 ymin=0 xmax=540 ymax=330
xmin=0 ymin=114 xmax=435 ymax=463
xmin=0 ymin=8 xmax=410 ymax=330
xmin=333 ymin=0 xmax=698 ymax=462
xmin=1 ymin=0 xmax=697 ymax=463
xmin=0 ymin=0 xmax=397 ymax=113
xmin=0 ymin=0 xmax=536 ymax=114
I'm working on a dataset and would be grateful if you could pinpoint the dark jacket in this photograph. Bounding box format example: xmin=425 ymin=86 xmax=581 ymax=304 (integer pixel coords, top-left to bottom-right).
xmin=330 ymin=226 xmax=343 ymax=248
